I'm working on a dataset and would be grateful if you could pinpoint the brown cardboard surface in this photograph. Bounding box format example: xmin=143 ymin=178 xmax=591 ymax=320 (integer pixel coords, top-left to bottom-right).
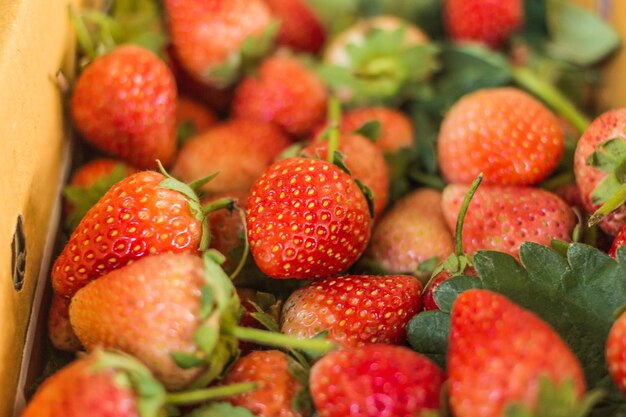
xmin=0 ymin=0 xmax=76 ymax=415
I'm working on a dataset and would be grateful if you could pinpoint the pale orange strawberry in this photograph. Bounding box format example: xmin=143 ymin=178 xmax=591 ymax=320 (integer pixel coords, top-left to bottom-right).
xmin=340 ymin=106 xmax=414 ymax=152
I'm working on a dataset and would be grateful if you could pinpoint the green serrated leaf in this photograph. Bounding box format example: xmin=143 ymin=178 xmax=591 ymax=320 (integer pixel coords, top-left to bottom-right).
xmin=353 ymin=119 xmax=381 ymax=141
xmin=406 ymin=310 xmax=450 ymax=369
xmin=354 ymin=178 xmax=375 ymax=218
xmin=250 ymin=311 xmax=281 ymax=333
xmin=417 ymin=256 xmax=439 ymax=274
xmin=433 ymin=275 xmax=483 ymax=313
xmin=187 ymin=402 xmax=257 ymax=417
xmin=332 ymin=150 xmax=352 ymax=175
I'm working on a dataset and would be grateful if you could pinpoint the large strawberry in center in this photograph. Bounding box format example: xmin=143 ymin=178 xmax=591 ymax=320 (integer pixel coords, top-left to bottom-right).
xmin=246 ymin=157 xmax=372 ymax=280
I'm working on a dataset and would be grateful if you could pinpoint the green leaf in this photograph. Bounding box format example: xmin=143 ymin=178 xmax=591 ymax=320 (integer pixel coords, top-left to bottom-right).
xmin=170 ymin=352 xmax=206 ymax=369
xmin=433 ymin=275 xmax=483 ymax=313
xmin=332 ymin=150 xmax=352 ymax=175
xmin=406 ymin=310 xmax=450 ymax=369
xmin=187 ymin=402 xmax=257 ymax=417
xmin=353 ymin=120 xmax=381 ymax=141
xmin=354 ymin=178 xmax=375 ymax=218
xmin=199 ymin=286 xmax=214 ymax=321
xmin=250 ymin=311 xmax=281 ymax=333
xmin=546 ymin=0 xmax=621 ymax=66
xmin=305 ymin=0 xmax=360 ymax=36
xmin=194 ymin=324 xmax=219 ymax=356
xmin=367 ymin=0 xmax=444 ymax=38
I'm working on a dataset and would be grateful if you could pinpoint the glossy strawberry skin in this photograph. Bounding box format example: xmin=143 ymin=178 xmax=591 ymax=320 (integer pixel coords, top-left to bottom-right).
xmin=264 ymin=0 xmax=326 ymax=53
xmin=448 ymin=289 xmax=586 ymax=417
xmin=310 ymin=344 xmax=444 ymax=417
xmin=71 ymin=46 xmax=177 ymax=169
xmin=438 ymin=88 xmax=564 ymax=186
xmin=281 ymin=275 xmax=422 ymax=347
xmin=52 ymin=171 xmax=202 ymax=299
xmin=607 ymin=310 xmax=626 ymax=395
xmin=69 ymin=253 xmax=207 ymax=390
xmin=444 ymin=0 xmax=523 ymax=48
xmin=232 ymin=56 xmax=328 ymax=138
xmin=222 ymin=350 xmax=305 ymax=417
xmin=21 ymin=352 xmax=139 ymax=417
xmin=442 ymin=184 xmax=576 ymax=259
xmin=246 ymin=157 xmax=371 ymax=280
xmin=369 ymin=189 xmax=454 ymax=273
xmin=340 ymin=106 xmax=414 ymax=153
xmin=165 ymin=0 xmax=272 ymax=86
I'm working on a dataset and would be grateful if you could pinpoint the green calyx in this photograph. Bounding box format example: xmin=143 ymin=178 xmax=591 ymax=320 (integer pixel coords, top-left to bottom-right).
xmin=504 ymin=376 xmax=603 ymax=417
xmin=586 ymin=137 xmax=626 ymax=226
xmin=318 ymin=27 xmax=439 ymax=106
xmin=205 ymin=21 xmax=279 ymax=89
xmin=90 ymin=349 xmax=166 ymax=417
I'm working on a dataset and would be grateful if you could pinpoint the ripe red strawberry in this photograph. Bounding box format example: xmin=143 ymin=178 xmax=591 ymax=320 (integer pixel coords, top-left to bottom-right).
xmin=303 ymin=133 xmax=389 ymax=218
xmin=232 ymin=56 xmax=328 ymax=138
xmin=264 ymin=0 xmax=326 ymax=53
xmin=21 ymin=349 xmax=165 ymax=417
xmin=52 ymin=170 xmax=203 ymax=300
xmin=281 ymin=274 xmax=422 ymax=347
xmin=71 ymin=45 xmax=177 ymax=169
xmin=172 ymin=119 xmax=290 ymax=195
xmin=47 ymin=295 xmax=82 ymax=352
xmin=246 ymin=157 xmax=372 ymax=280
xmin=221 ymin=350 xmax=306 ymax=417
xmin=438 ymin=88 xmax=564 ymax=186
xmin=444 ymin=0 xmax=524 ymax=48
xmin=176 ymin=96 xmax=218 ymax=143
xmin=310 ymin=344 xmax=444 ymax=417
xmin=607 ymin=309 xmax=626 ymax=395
xmin=609 ymin=225 xmax=626 ymax=257
xmin=369 ymin=188 xmax=454 ymax=273
xmin=574 ymin=108 xmax=626 ymax=235
xmin=340 ymin=106 xmax=414 ymax=153
xmin=165 ymin=0 xmax=274 ymax=88
xmin=448 ymin=289 xmax=586 ymax=417
xmin=442 ymin=184 xmax=576 ymax=259
xmin=204 ymin=191 xmax=248 ymax=270
xmin=69 ymin=253 xmax=238 ymax=390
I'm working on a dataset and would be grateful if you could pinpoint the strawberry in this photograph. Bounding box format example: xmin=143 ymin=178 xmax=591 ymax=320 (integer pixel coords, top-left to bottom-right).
xmin=165 ymin=0 xmax=275 ymax=89
xmin=71 ymin=45 xmax=177 ymax=169
xmin=47 ymin=295 xmax=82 ymax=352
xmin=448 ymin=289 xmax=586 ymax=417
xmin=51 ymin=170 xmax=204 ymax=300
xmin=303 ymin=133 xmax=389 ymax=218
xmin=176 ymin=97 xmax=218 ymax=144
xmin=421 ymin=268 xmax=478 ymax=311
xmin=21 ymin=349 xmax=165 ymax=417
xmin=442 ymin=184 xmax=576 ymax=259
xmin=574 ymin=108 xmax=626 ymax=235
xmin=69 ymin=253 xmax=239 ymax=390
xmin=281 ymin=274 xmax=422 ymax=347
xmin=609 ymin=225 xmax=626 ymax=257
xmin=63 ymin=159 xmax=136 ymax=230
xmin=232 ymin=56 xmax=329 ymax=138
xmin=264 ymin=0 xmax=326 ymax=53
xmin=310 ymin=344 xmax=444 ymax=417
xmin=340 ymin=106 xmax=414 ymax=153
xmin=438 ymin=87 xmax=564 ymax=186
xmin=369 ymin=188 xmax=454 ymax=273
xmin=204 ymin=191 xmax=248 ymax=270
xmin=221 ymin=350 xmax=306 ymax=417
xmin=607 ymin=309 xmax=626 ymax=395
xmin=444 ymin=0 xmax=524 ymax=48
xmin=246 ymin=157 xmax=372 ymax=280
xmin=172 ymin=119 xmax=290 ymax=195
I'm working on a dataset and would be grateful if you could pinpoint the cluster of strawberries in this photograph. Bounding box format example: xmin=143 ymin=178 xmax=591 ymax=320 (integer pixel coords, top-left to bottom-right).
xmin=20 ymin=0 xmax=626 ymax=417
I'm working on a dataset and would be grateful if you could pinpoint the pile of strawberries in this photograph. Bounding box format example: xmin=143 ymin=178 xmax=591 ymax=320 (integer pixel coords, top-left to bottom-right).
xmin=21 ymin=1 xmax=626 ymax=417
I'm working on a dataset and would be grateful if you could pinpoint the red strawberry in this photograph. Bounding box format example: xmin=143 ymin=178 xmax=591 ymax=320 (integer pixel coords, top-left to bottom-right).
xmin=232 ymin=56 xmax=328 ymax=138
xmin=51 ymin=170 xmax=203 ymax=300
xmin=369 ymin=188 xmax=454 ymax=273
xmin=448 ymin=289 xmax=586 ymax=417
xmin=340 ymin=106 xmax=414 ymax=153
xmin=204 ymin=191 xmax=248 ymax=270
xmin=303 ymin=133 xmax=389 ymax=218
xmin=21 ymin=349 xmax=164 ymax=417
xmin=442 ymin=184 xmax=576 ymax=259
xmin=165 ymin=0 xmax=274 ymax=88
xmin=609 ymin=225 xmax=626 ymax=257
xmin=71 ymin=45 xmax=177 ymax=169
xmin=246 ymin=157 xmax=372 ymax=280
xmin=172 ymin=119 xmax=290 ymax=195
xmin=438 ymin=88 xmax=564 ymax=186
xmin=607 ymin=309 xmax=626 ymax=395
xmin=264 ymin=0 xmax=326 ymax=53
xmin=69 ymin=253 xmax=238 ymax=390
xmin=444 ymin=0 xmax=524 ymax=48
xmin=47 ymin=295 xmax=82 ymax=352
xmin=310 ymin=344 xmax=444 ymax=417
xmin=221 ymin=350 xmax=306 ymax=417
xmin=574 ymin=108 xmax=626 ymax=235
xmin=421 ymin=268 xmax=477 ymax=311
xmin=281 ymin=274 xmax=422 ymax=347
xmin=176 ymin=97 xmax=218 ymax=143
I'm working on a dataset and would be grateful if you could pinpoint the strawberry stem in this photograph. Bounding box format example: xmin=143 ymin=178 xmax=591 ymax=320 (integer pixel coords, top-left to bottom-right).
xmin=588 ymin=182 xmax=626 ymax=226
xmin=222 ymin=325 xmax=337 ymax=353
xmin=326 ymin=97 xmax=342 ymax=162
xmin=511 ymin=66 xmax=590 ymax=134
xmin=69 ymin=5 xmax=96 ymax=60
xmin=202 ymin=198 xmax=236 ymax=216
xmin=165 ymin=382 xmax=258 ymax=406
xmin=455 ymin=174 xmax=483 ymax=256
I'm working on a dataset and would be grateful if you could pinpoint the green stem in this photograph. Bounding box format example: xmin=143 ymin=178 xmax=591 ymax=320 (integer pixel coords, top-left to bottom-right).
xmin=69 ymin=5 xmax=96 ymax=60
xmin=511 ymin=66 xmax=590 ymax=135
xmin=229 ymin=206 xmax=250 ymax=281
xmin=540 ymin=171 xmax=576 ymax=191
xmin=202 ymin=197 xmax=235 ymax=216
xmin=326 ymin=97 xmax=342 ymax=162
xmin=588 ymin=183 xmax=626 ymax=226
xmin=455 ymin=174 xmax=483 ymax=256
xmin=223 ymin=325 xmax=337 ymax=353
xmin=409 ymin=171 xmax=446 ymax=190
xmin=165 ymin=382 xmax=258 ymax=406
